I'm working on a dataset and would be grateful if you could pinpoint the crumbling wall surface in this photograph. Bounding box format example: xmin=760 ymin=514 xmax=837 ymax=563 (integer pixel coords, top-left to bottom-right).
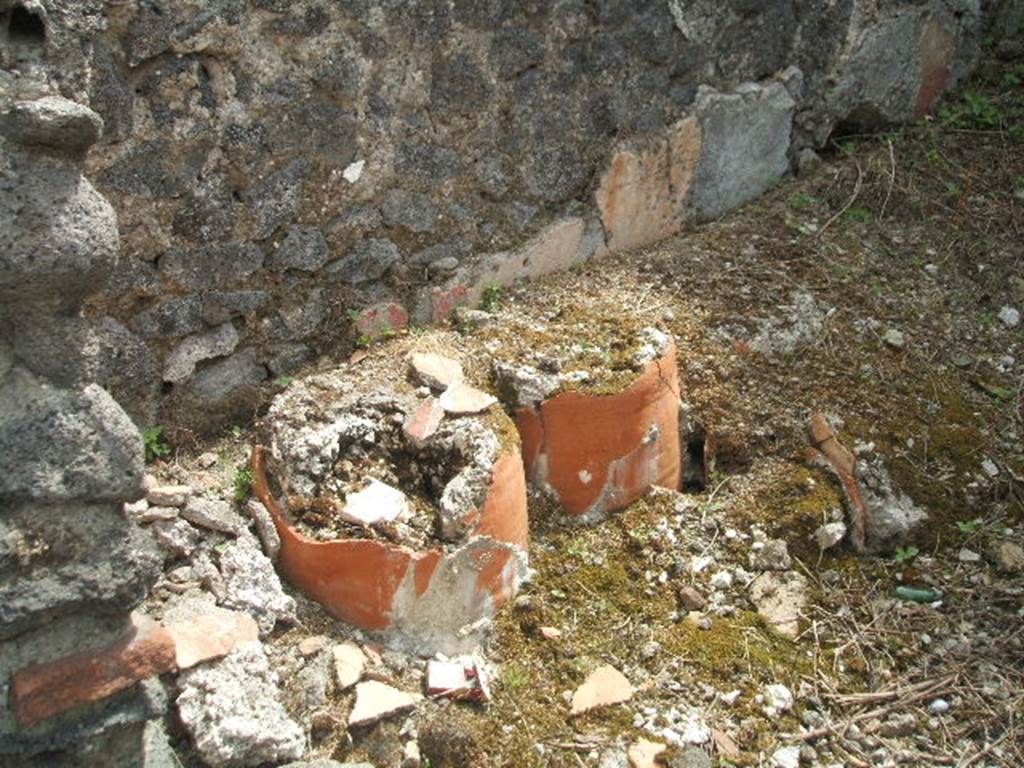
xmin=0 ymin=0 xmax=982 ymax=433
xmin=0 ymin=96 xmax=164 ymax=765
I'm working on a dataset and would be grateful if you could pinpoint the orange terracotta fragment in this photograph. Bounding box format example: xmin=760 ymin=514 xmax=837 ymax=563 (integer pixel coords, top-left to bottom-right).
xmin=516 ymin=342 xmax=681 ymax=517
xmin=12 ymin=618 xmax=175 ymax=727
xmin=806 ymin=413 xmax=868 ymax=552
xmin=570 ymin=664 xmax=634 ymax=716
xmin=250 ymin=445 xmax=528 ymax=640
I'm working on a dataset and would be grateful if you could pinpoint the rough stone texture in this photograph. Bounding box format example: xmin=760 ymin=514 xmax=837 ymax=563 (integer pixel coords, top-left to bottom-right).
xmin=0 ymin=161 xmax=119 ymax=313
xmin=0 ymin=373 xmax=144 ymax=504
xmin=216 ymin=536 xmax=297 ymax=636
xmin=176 ymin=641 xmax=305 ymax=768
xmin=163 ymin=324 xmax=240 ymax=384
xmin=1 ymin=97 xmax=103 ymax=155
xmin=688 ymin=81 xmax=795 ymax=219
xmin=0 ymin=90 xmax=161 ymax=766
xmin=0 ymin=0 xmax=981 ymax=432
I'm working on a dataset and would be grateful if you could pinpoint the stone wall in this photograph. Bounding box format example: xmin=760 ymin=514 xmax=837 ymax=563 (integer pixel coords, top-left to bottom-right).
xmin=0 ymin=96 xmax=165 ymax=766
xmin=0 ymin=0 xmax=985 ymax=436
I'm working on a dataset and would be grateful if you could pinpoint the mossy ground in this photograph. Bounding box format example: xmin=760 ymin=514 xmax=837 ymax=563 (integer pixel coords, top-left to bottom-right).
xmin=152 ymin=62 xmax=1024 ymax=768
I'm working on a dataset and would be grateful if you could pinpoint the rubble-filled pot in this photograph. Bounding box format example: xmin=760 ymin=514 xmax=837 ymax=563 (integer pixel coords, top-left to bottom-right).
xmin=250 ymin=364 xmax=528 ymax=653
xmin=511 ymin=340 xmax=682 ymax=520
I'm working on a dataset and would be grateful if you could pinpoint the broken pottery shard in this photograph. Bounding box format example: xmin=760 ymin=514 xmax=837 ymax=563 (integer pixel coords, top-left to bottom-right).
xmin=340 ymin=479 xmax=410 ymax=526
xmin=628 ymin=738 xmax=667 ymax=768
xmin=404 ymin=397 xmax=445 ymax=446
xmin=12 ymin=614 xmax=176 ymax=727
xmin=332 ymin=642 xmax=366 ymax=691
xmin=425 ymin=657 xmax=490 ymax=702
xmin=298 ymin=635 xmax=327 ymax=657
xmin=749 ymin=571 xmax=808 ymax=640
xmin=348 ymin=680 xmax=421 ymax=728
xmin=540 ymin=626 xmax=563 ymax=640
xmin=570 ymin=665 xmax=633 ymax=716
xmin=439 ymin=381 xmax=497 ymax=415
xmin=165 ymin=609 xmax=260 ymax=670
xmin=806 ymin=413 xmax=867 ymax=552
xmin=410 ymin=352 xmax=464 ymax=390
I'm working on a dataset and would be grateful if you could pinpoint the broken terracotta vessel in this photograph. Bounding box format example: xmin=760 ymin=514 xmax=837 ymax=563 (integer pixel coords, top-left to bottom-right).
xmin=514 ymin=341 xmax=682 ymax=519
xmin=252 ymin=422 xmax=528 ymax=653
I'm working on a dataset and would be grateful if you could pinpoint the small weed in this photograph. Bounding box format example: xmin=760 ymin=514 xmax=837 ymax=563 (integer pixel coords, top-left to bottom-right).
xmin=346 ymin=308 xmax=361 ymax=322
xmin=356 ymin=334 xmax=372 ymax=348
xmin=232 ymin=466 xmax=254 ymax=504
xmin=273 ymin=375 xmax=295 ymax=388
xmin=945 ymin=181 xmax=962 ymax=200
xmin=230 ymin=425 xmax=243 ymax=440
xmin=956 ymin=520 xmax=982 ymax=534
xmin=789 ymin=192 xmax=817 ymax=210
xmin=893 ymin=545 xmax=919 ymax=563
xmin=504 ymin=664 xmax=528 ymax=691
xmin=142 ymin=426 xmax=171 ymax=463
xmin=479 ymin=283 xmax=502 ymax=312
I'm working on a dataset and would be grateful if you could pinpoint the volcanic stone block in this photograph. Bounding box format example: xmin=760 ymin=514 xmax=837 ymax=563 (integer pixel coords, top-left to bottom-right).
xmin=0 ymin=372 xmax=144 ymax=504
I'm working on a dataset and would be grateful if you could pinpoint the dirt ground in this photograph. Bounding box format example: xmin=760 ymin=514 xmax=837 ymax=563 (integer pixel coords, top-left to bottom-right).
xmin=155 ymin=59 xmax=1024 ymax=768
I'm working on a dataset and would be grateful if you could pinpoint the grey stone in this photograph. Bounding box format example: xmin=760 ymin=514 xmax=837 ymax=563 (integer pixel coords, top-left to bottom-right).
xmin=395 ymin=142 xmax=463 ymax=183
xmin=0 ymin=504 xmax=160 ymax=640
xmin=293 ymin=650 xmax=332 ymax=709
xmin=0 ymin=165 xmax=119 ymax=313
xmin=329 ymin=205 xmax=382 ymax=233
xmin=0 ymin=373 xmax=144 ymax=504
xmin=134 ymin=296 xmax=205 ymax=339
xmin=267 ymin=344 xmax=315 ymax=377
xmin=159 ymin=242 xmax=264 ymax=291
xmin=150 ymin=518 xmax=203 ymax=560
xmin=191 ymin=349 xmax=267 ymax=400
xmin=860 ymin=457 xmax=928 ymax=551
xmin=244 ymin=499 xmax=281 ymax=561
xmin=689 ymin=81 xmax=795 ymax=218
xmin=0 ymin=678 xmax=167 ymax=763
xmin=0 ymin=97 xmax=103 ymax=154
xmin=171 ymin=175 xmax=239 ymax=243
xmin=269 ymin=225 xmax=329 ymax=272
xmin=749 ymin=539 xmax=792 ymax=571
xmin=241 ymin=159 xmax=307 ymax=239
xmin=177 ymin=642 xmax=304 ymax=768
xmin=381 ymin=189 xmax=437 ymax=234
xmin=216 ymin=536 xmax=297 ymax=635
xmin=475 ymin=156 xmax=509 ymax=199
xmin=493 ymin=361 xmax=559 ymax=409
xmin=278 ymin=288 xmax=327 ymax=341
xmin=431 ymin=54 xmax=492 ymax=117
xmin=200 ymin=291 xmax=270 ymax=325
xmin=491 ymin=27 xmax=546 ymax=78
xmin=181 ymin=497 xmax=246 ymax=535
xmin=666 ymin=747 xmax=713 ymax=768
xmin=163 ymin=323 xmax=240 ymax=383
xmin=329 ymin=238 xmax=400 ymax=285
xmin=10 ymin=316 xmax=158 ymax=413
xmin=520 ymin=139 xmax=586 ymax=203
xmin=412 ymin=240 xmax=469 ymax=266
